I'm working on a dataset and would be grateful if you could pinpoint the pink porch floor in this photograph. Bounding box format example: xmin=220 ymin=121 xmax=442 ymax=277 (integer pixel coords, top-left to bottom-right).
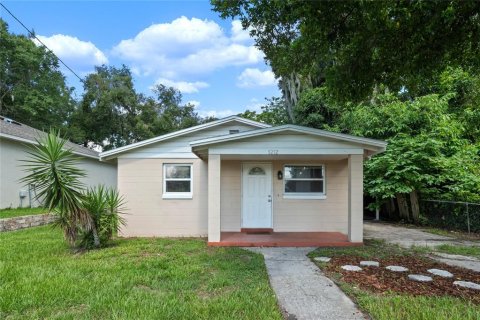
xmin=208 ymin=231 xmax=363 ymax=247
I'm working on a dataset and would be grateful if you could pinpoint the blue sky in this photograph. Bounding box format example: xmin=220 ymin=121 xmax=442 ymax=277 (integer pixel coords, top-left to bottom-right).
xmin=1 ymin=0 xmax=280 ymax=117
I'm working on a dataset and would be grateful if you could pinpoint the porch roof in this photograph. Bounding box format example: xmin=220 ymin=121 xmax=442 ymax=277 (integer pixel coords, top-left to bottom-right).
xmin=190 ymin=124 xmax=387 ymax=159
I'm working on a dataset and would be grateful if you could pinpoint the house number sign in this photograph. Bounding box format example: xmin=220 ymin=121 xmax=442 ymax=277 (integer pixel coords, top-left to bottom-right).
xmin=268 ymin=149 xmax=279 ymax=155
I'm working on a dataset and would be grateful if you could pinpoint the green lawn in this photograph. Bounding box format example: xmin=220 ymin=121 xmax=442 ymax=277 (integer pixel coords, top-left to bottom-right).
xmin=309 ymin=240 xmax=480 ymax=320
xmin=435 ymin=244 xmax=480 ymax=258
xmin=0 ymin=207 xmax=47 ymax=219
xmin=0 ymin=226 xmax=282 ymax=320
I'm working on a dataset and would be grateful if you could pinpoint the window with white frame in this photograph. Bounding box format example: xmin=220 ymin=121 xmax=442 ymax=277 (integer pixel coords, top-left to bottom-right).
xmin=163 ymin=164 xmax=193 ymax=199
xmin=283 ymin=165 xmax=325 ymax=199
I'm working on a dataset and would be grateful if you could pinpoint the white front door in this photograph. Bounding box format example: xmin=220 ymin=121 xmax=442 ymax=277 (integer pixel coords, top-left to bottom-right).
xmin=242 ymin=163 xmax=273 ymax=228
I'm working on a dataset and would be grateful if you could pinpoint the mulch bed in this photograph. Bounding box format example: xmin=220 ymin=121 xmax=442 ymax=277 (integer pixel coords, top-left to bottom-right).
xmin=324 ymin=255 xmax=480 ymax=304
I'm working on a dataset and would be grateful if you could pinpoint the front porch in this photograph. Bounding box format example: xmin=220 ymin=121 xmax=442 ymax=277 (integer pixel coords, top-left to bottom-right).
xmin=208 ymin=231 xmax=363 ymax=247
xmin=190 ymin=125 xmax=387 ymax=247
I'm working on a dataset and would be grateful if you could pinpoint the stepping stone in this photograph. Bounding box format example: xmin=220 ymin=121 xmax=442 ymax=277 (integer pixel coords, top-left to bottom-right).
xmin=314 ymin=256 xmax=331 ymax=263
xmin=427 ymin=268 xmax=453 ymax=278
xmin=453 ymin=281 xmax=480 ymax=290
xmin=386 ymin=265 xmax=409 ymax=272
xmin=360 ymin=261 xmax=379 ymax=267
xmin=341 ymin=265 xmax=362 ymax=272
xmin=408 ymin=274 xmax=433 ymax=282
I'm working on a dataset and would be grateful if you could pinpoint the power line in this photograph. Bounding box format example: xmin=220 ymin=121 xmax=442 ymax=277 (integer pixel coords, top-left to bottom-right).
xmin=0 ymin=2 xmax=84 ymax=83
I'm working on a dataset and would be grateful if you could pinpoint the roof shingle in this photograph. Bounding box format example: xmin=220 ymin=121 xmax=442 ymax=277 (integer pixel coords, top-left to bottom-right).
xmin=0 ymin=116 xmax=99 ymax=158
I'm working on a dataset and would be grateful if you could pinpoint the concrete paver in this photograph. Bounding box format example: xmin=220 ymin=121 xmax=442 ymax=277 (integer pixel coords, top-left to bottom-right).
xmin=247 ymin=247 xmax=365 ymax=320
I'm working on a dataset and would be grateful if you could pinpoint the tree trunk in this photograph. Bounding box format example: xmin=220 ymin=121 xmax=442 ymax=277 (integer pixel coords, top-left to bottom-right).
xmin=409 ymin=190 xmax=420 ymax=223
xmin=384 ymin=198 xmax=397 ymax=219
xmin=92 ymin=225 xmax=100 ymax=247
xmin=396 ymin=193 xmax=410 ymax=221
xmin=279 ymin=72 xmax=314 ymax=123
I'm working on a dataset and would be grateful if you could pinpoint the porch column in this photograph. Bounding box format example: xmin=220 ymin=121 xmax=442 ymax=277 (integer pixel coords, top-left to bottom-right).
xmin=348 ymin=154 xmax=363 ymax=242
xmin=208 ymin=153 xmax=221 ymax=243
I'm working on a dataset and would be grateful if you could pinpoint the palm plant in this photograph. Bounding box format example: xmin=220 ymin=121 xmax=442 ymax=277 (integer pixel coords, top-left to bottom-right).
xmin=21 ymin=130 xmax=92 ymax=245
xmin=79 ymin=185 xmax=126 ymax=249
xmin=21 ymin=130 xmax=125 ymax=249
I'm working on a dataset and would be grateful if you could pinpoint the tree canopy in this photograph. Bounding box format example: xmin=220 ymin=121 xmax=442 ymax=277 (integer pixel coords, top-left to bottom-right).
xmin=213 ymin=1 xmax=480 ymax=223
xmin=0 ymin=20 xmax=75 ymax=130
xmin=70 ymin=66 xmax=203 ymax=150
xmin=212 ymin=0 xmax=480 ymax=102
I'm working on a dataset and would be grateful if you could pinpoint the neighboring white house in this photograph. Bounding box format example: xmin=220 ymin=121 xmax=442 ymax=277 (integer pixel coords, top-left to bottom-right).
xmin=100 ymin=116 xmax=387 ymax=247
xmin=0 ymin=116 xmax=117 ymax=209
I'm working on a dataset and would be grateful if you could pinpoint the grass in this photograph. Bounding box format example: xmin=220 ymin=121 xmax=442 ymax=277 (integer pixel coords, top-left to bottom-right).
xmin=353 ymin=291 xmax=480 ymax=320
xmin=423 ymin=227 xmax=454 ymax=237
xmin=309 ymin=240 xmax=480 ymax=320
xmin=0 ymin=226 xmax=282 ymax=320
xmin=434 ymin=244 xmax=480 ymax=258
xmin=309 ymin=239 xmax=409 ymax=260
xmin=0 ymin=207 xmax=47 ymax=219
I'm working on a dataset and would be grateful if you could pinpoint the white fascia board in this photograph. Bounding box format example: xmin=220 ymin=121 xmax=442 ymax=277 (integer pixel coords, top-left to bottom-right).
xmin=0 ymin=133 xmax=100 ymax=160
xmin=208 ymin=147 xmax=365 ymax=155
xmin=99 ymin=116 xmax=270 ymax=160
xmin=190 ymin=125 xmax=387 ymax=151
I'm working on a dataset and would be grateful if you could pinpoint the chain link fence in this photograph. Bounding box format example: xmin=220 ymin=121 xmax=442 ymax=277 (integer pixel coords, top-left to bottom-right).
xmin=420 ymin=200 xmax=480 ymax=234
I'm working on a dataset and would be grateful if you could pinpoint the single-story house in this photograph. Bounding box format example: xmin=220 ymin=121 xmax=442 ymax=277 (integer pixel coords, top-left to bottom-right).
xmin=0 ymin=116 xmax=117 ymax=209
xmin=100 ymin=116 xmax=386 ymax=246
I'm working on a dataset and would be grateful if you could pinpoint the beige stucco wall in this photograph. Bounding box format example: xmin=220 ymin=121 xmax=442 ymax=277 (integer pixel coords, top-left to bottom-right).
xmin=0 ymin=138 xmax=117 ymax=209
xmin=118 ymin=157 xmax=351 ymax=237
xmin=117 ymin=158 xmax=208 ymax=237
xmin=219 ymin=159 xmax=349 ymax=234
xmin=77 ymin=157 xmax=117 ymax=190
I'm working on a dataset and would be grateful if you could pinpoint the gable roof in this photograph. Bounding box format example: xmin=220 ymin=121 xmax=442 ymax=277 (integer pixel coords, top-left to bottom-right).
xmin=0 ymin=116 xmax=99 ymax=159
xmin=190 ymin=124 xmax=387 ymax=154
xmin=100 ymin=116 xmax=270 ymax=160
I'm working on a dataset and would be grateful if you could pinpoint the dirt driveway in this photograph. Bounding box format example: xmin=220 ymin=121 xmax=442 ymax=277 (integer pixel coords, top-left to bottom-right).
xmin=364 ymin=221 xmax=480 ymax=272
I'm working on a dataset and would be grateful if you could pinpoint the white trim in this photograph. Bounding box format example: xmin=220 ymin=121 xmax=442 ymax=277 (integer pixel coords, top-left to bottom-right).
xmin=283 ymin=194 xmax=327 ymax=200
xmin=162 ymin=193 xmax=193 ymax=199
xmin=0 ymin=132 xmax=100 ymax=160
xmin=208 ymin=147 xmax=365 ymax=155
xmin=283 ymin=164 xmax=326 ymax=199
xmin=100 ymin=116 xmax=270 ymax=160
xmin=191 ymin=124 xmax=387 ymax=153
xmin=162 ymin=163 xmax=193 ymax=200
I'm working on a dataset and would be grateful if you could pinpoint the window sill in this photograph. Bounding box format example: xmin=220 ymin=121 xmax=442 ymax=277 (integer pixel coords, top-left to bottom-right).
xmin=162 ymin=193 xmax=193 ymax=200
xmin=283 ymin=194 xmax=327 ymax=200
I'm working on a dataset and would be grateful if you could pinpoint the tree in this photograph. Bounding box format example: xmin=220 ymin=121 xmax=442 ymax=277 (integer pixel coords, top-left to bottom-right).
xmin=0 ymin=19 xmax=75 ymax=130
xmin=294 ymin=87 xmax=342 ymax=130
xmin=149 ymin=84 xmax=202 ymax=135
xmin=338 ymin=87 xmax=479 ymax=221
xmin=212 ymin=1 xmax=480 ymax=102
xmin=238 ymin=97 xmax=290 ymax=125
xmin=73 ymin=67 xmax=203 ymax=150
xmin=74 ymin=65 xmax=140 ymax=150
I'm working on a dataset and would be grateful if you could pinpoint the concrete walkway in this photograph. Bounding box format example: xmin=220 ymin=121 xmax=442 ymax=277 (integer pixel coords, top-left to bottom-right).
xmin=248 ymin=247 xmax=365 ymax=320
xmin=364 ymin=222 xmax=480 ymax=272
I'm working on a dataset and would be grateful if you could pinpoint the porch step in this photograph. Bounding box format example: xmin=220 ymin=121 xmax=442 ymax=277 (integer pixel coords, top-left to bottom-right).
xmin=240 ymin=228 xmax=273 ymax=234
xmin=209 ymin=231 xmax=360 ymax=247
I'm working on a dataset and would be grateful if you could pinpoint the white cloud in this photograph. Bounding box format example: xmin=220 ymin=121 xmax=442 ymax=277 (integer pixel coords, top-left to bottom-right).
xmin=244 ymin=97 xmax=265 ymax=112
xmin=237 ymin=68 xmax=277 ymax=88
xmin=231 ymin=20 xmax=253 ymax=43
xmin=112 ymin=16 xmax=263 ymax=78
xmin=186 ymin=100 xmax=201 ymax=108
xmin=154 ymin=78 xmax=209 ymax=94
xmin=197 ymin=109 xmax=236 ymax=119
xmin=34 ymin=34 xmax=108 ymax=69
